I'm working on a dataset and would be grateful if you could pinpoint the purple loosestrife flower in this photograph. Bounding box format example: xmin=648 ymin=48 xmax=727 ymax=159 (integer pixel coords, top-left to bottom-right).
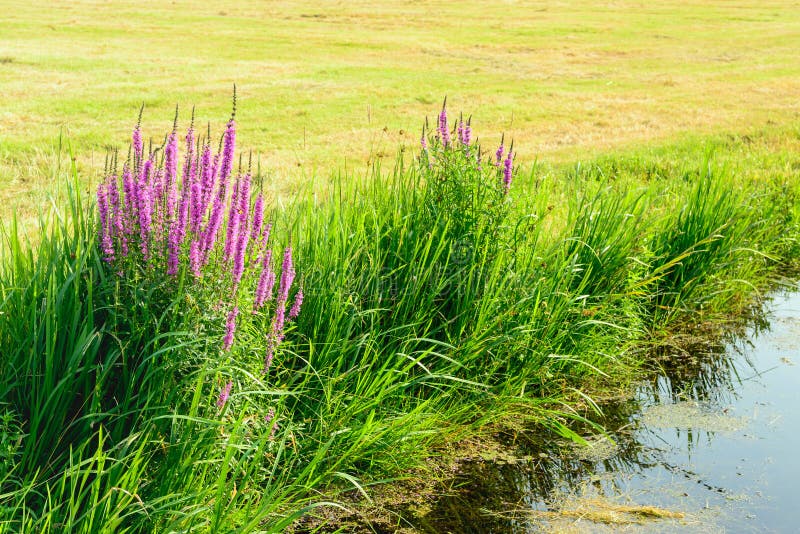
xmin=223 ymin=306 xmax=239 ymax=351
xmin=259 ymin=222 xmax=273 ymax=251
xmin=251 ymin=193 xmax=264 ymax=242
xmin=289 ymin=287 xmax=303 ymax=320
xmin=217 ymin=381 xmax=233 ymax=410
xmin=253 ymin=250 xmax=274 ymax=311
xmin=189 ymin=238 xmax=202 ymax=277
xmin=97 ymin=183 xmax=115 ymax=262
xmin=218 ymin=119 xmax=236 ymax=187
xmin=224 ymin=177 xmax=241 ymax=262
xmin=237 ymin=175 xmax=251 ymax=228
xmin=167 ymin=178 xmax=179 ymax=223
xmin=202 ymin=195 xmax=225 ymax=264
xmin=420 ymin=128 xmax=428 ymax=151
xmin=166 ymin=217 xmax=182 ymax=276
xmin=202 ymin=150 xmax=230 ymax=262
xmin=107 ymin=177 xmax=127 ymax=257
xmin=122 ymin=166 xmax=134 ymax=224
xmin=457 ymin=117 xmax=465 ymax=146
xmin=97 ymin=182 xmax=109 ymax=241
xmin=107 ymin=175 xmax=120 ymax=226
xmin=278 ymin=246 xmax=296 ymax=305
xmin=164 ymin=132 xmax=178 ymax=192
xmin=172 ymin=126 xmax=195 ymax=220
xmin=200 ymin=145 xmax=215 ymax=213
xmin=495 ymin=140 xmax=505 ymax=166
xmin=438 ymin=103 xmax=450 ymax=147
xmin=138 ymin=160 xmax=154 ymax=259
xmin=175 ymin=170 xmax=191 ymax=258
xmin=463 ymin=118 xmax=472 ymax=146
xmin=152 ymin=169 xmax=165 ymax=245
xmin=189 ymin=172 xmax=203 ymax=235
xmin=503 ymin=150 xmax=514 ymax=194
xmin=206 ymin=152 xmax=220 ymax=208
xmin=184 ymin=125 xmax=196 ymax=181
xmin=232 ymin=175 xmax=251 ymax=292
xmin=132 ymin=127 xmax=143 ymax=167
xmin=263 ymin=247 xmax=295 ymax=373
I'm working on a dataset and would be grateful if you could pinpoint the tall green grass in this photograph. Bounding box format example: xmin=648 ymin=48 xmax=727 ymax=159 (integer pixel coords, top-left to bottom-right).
xmin=1 ymin=127 xmax=798 ymax=532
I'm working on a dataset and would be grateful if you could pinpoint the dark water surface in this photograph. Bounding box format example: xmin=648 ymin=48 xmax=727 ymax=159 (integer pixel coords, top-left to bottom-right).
xmin=414 ymin=290 xmax=800 ymax=533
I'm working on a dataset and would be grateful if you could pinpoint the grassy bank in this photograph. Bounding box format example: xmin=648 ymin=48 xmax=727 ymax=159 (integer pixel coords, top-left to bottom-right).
xmin=3 ymin=0 xmax=800 ymax=219
xmin=0 ymin=107 xmax=798 ymax=532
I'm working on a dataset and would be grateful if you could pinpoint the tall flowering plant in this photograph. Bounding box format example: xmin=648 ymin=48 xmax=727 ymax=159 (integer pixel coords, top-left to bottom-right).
xmin=418 ymin=100 xmax=516 ymax=273
xmin=96 ymin=102 xmax=303 ymax=410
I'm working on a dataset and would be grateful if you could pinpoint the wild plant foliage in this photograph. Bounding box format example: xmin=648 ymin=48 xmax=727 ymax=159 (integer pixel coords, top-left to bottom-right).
xmin=0 ymin=97 xmax=796 ymax=532
xmin=96 ymin=102 xmax=303 ymax=383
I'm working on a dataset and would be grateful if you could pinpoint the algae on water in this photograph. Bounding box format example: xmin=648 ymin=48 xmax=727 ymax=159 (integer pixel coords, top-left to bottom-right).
xmin=640 ymin=401 xmax=747 ymax=433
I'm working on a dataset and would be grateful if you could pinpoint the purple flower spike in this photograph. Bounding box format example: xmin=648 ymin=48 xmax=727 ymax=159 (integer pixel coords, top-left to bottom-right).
xmin=260 ymin=222 xmax=273 ymax=251
xmin=122 ymin=166 xmax=135 ymax=229
xmin=97 ymin=183 xmax=115 ymax=262
xmin=202 ymin=195 xmax=225 ymax=264
xmin=107 ymin=177 xmax=125 ymax=250
xmin=217 ymin=380 xmax=233 ymax=410
xmin=251 ymin=193 xmax=264 ymax=242
xmin=420 ymin=128 xmax=428 ymax=151
xmin=166 ymin=216 xmax=182 ymax=276
xmin=203 ymin=151 xmax=219 ymax=212
xmin=223 ymin=306 xmax=239 ymax=351
xmin=164 ymin=132 xmax=178 ymax=192
xmin=224 ymin=176 xmax=241 ymax=262
xmin=438 ymin=103 xmax=450 ymax=147
xmin=182 ymin=125 xmax=195 ymax=192
xmin=457 ymin=117 xmax=464 ymax=146
xmin=232 ymin=175 xmax=251 ymax=291
xmin=218 ymin=119 xmax=236 ymax=185
xmin=137 ymin=160 xmax=154 ymax=260
xmin=199 ymin=145 xmax=215 ymax=216
xmin=97 ymin=182 xmax=109 ymax=240
xmin=463 ymin=118 xmax=472 ymax=146
xmin=237 ymin=174 xmax=251 ymax=233
xmin=132 ymin=127 xmax=143 ymax=167
xmin=495 ymin=141 xmax=505 ymax=166
xmin=289 ymin=287 xmax=303 ymax=320
xmin=263 ymin=246 xmax=296 ymax=369
xmin=503 ymin=150 xmax=514 ymax=194
xmin=189 ymin=238 xmax=202 ymax=277
xmin=253 ymin=250 xmax=274 ymax=310
xmin=190 ymin=172 xmax=203 ymax=235
xmin=278 ymin=247 xmax=296 ymax=305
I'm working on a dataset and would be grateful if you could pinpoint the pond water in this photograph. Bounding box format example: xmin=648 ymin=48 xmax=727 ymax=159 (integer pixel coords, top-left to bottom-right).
xmin=413 ymin=289 xmax=800 ymax=533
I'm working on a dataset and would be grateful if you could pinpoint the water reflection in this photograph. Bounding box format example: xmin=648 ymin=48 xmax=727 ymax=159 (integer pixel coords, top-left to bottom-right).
xmin=410 ymin=291 xmax=800 ymax=533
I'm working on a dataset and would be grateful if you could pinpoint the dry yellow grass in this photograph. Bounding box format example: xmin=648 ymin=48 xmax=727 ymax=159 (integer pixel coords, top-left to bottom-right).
xmin=1 ymin=0 xmax=799 ymax=217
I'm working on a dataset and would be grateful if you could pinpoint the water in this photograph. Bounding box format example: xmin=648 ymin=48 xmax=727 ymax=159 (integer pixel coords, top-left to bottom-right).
xmin=414 ymin=290 xmax=800 ymax=533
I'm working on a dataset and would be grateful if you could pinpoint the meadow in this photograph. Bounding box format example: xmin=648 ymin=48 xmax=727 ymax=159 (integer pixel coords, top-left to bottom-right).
xmin=1 ymin=1 xmax=800 ymax=532
xmin=2 ymin=0 xmax=800 ymax=217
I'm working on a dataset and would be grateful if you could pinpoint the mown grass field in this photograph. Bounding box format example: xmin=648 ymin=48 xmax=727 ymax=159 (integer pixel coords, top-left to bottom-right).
xmin=2 ymin=0 xmax=800 ymax=216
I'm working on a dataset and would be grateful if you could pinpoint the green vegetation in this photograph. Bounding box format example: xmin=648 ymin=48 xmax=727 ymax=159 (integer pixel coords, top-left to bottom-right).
xmin=0 ymin=100 xmax=797 ymax=531
xmin=1 ymin=2 xmax=799 ymax=530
